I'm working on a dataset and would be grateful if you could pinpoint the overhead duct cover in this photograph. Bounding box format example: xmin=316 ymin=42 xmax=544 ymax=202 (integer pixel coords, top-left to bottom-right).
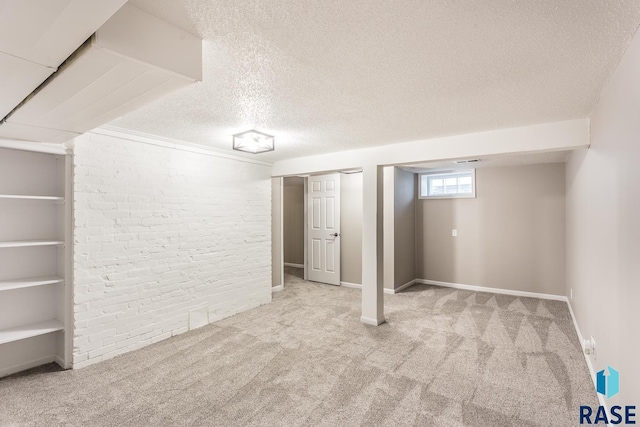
xmin=0 ymin=4 xmax=202 ymax=144
xmin=0 ymin=0 xmax=128 ymax=122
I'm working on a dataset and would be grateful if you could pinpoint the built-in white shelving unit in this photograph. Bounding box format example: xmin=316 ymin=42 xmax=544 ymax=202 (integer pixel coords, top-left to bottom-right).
xmin=0 ymin=320 xmax=65 ymax=346
xmin=0 ymin=144 xmax=72 ymax=377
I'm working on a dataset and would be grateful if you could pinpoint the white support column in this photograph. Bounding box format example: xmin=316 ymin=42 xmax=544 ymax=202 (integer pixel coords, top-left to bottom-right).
xmin=271 ymin=177 xmax=284 ymax=291
xmin=382 ymin=166 xmax=395 ymax=290
xmin=361 ymin=165 xmax=385 ymax=326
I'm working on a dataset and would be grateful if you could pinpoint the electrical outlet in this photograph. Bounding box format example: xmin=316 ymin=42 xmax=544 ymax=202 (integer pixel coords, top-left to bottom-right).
xmin=570 ymin=288 xmax=573 ymax=299
xmin=452 ymin=229 xmax=457 ymax=237
xmin=584 ymin=337 xmax=597 ymax=359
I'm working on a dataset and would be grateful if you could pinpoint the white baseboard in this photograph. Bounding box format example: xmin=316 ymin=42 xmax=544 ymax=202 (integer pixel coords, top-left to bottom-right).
xmin=0 ymin=355 xmax=56 ymax=379
xmin=416 ymin=279 xmax=567 ymax=302
xmin=340 ymin=281 xmax=362 ymax=290
xmin=360 ymin=316 xmax=386 ymax=326
xmin=340 ymin=281 xmax=411 ymax=295
xmin=343 ymin=277 xmax=568 ymax=301
xmin=284 ymin=263 xmax=304 ymax=268
xmin=567 ymin=300 xmax=605 ymax=410
xmin=272 ymin=285 xmax=284 ymax=292
xmin=386 ymin=279 xmax=417 ymax=294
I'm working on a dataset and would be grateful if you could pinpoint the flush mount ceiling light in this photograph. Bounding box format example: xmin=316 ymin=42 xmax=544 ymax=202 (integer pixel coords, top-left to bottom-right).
xmin=232 ymin=130 xmax=274 ymax=154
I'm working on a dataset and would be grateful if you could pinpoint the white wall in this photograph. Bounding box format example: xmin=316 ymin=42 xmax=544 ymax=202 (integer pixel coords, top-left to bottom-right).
xmin=283 ymin=177 xmax=304 ymax=265
xmin=383 ymin=167 xmax=417 ymax=291
xmin=393 ymin=167 xmax=416 ymax=288
xmin=567 ymin=28 xmax=640 ymax=404
xmin=340 ymin=172 xmax=363 ymax=285
xmin=271 ymin=177 xmax=283 ymax=287
xmin=418 ymin=164 xmax=566 ymax=295
xmin=72 ymin=132 xmax=272 ymax=368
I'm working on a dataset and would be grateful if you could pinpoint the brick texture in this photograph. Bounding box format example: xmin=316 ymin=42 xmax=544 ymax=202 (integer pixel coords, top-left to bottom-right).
xmin=72 ymin=133 xmax=272 ymax=368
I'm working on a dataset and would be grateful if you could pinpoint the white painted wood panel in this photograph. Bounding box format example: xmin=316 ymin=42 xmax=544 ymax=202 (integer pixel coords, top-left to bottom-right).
xmin=95 ymin=3 xmax=202 ymax=81
xmin=312 ymin=239 xmax=321 ymax=271
xmin=0 ymin=0 xmax=127 ymax=67
xmin=0 ymin=0 xmax=126 ymax=124
xmin=3 ymin=3 xmax=201 ymax=143
xmin=0 ymin=122 xmax=81 ymax=144
xmin=8 ymin=48 xmax=190 ymax=133
xmin=0 ymin=52 xmax=53 ymax=119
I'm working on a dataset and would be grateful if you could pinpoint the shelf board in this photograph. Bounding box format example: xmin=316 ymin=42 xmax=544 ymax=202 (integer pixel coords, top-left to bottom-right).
xmin=0 ymin=319 xmax=64 ymax=345
xmin=0 ymin=240 xmax=64 ymax=248
xmin=0 ymin=194 xmax=64 ymax=201
xmin=0 ymin=276 xmax=64 ymax=292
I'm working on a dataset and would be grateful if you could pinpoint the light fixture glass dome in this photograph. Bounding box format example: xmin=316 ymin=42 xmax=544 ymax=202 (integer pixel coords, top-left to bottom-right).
xmin=232 ymin=130 xmax=274 ymax=154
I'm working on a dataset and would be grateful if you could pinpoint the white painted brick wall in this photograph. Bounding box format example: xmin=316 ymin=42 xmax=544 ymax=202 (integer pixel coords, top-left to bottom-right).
xmin=72 ymin=132 xmax=272 ymax=368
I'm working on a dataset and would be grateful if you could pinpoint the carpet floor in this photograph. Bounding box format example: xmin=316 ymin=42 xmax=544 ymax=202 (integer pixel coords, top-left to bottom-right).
xmin=0 ymin=267 xmax=598 ymax=426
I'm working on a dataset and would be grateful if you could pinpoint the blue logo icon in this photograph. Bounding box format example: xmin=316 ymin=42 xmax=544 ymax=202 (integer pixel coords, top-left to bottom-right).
xmin=580 ymin=366 xmax=635 ymax=425
xmin=596 ymin=366 xmax=620 ymax=399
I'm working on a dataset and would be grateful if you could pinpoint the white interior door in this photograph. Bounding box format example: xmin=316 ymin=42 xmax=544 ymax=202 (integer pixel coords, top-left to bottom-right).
xmin=307 ymin=173 xmax=340 ymax=285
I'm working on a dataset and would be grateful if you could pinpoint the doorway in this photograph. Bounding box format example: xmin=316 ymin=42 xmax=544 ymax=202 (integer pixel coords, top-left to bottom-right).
xmin=282 ymin=173 xmax=344 ymax=287
xmin=282 ymin=177 xmax=305 ymax=285
xmin=307 ymin=173 xmax=341 ymax=285
xmin=281 ymin=172 xmax=362 ymax=289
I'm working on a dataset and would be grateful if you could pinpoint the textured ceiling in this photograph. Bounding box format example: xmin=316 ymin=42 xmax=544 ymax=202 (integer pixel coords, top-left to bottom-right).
xmin=402 ymin=150 xmax=571 ymax=173
xmin=106 ymin=0 xmax=640 ymax=162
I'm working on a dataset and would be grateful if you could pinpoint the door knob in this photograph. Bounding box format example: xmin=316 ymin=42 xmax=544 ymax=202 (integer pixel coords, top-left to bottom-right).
xmin=330 ymin=233 xmax=340 ymax=237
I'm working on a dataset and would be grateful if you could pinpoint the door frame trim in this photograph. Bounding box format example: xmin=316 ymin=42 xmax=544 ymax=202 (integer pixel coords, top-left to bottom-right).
xmin=303 ymin=177 xmax=308 ymax=281
xmin=279 ymin=177 xmax=285 ymax=289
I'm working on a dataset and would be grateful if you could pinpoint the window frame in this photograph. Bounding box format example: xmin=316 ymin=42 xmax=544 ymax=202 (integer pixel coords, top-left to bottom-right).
xmin=418 ymin=169 xmax=476 ymax=200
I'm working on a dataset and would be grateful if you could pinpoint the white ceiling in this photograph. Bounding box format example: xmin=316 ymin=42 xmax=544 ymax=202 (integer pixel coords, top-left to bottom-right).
xmin=106 ymin=0 xmax=640 ymax=163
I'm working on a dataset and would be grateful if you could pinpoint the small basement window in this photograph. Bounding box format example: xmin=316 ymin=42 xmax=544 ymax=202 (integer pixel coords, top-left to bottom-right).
xmin=419 ymin=170 xmax=476 ymax=199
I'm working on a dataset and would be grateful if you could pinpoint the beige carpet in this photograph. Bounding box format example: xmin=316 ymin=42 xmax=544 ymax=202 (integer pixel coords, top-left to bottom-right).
xmin=0 ymin=267 xmax=598 ymax=426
